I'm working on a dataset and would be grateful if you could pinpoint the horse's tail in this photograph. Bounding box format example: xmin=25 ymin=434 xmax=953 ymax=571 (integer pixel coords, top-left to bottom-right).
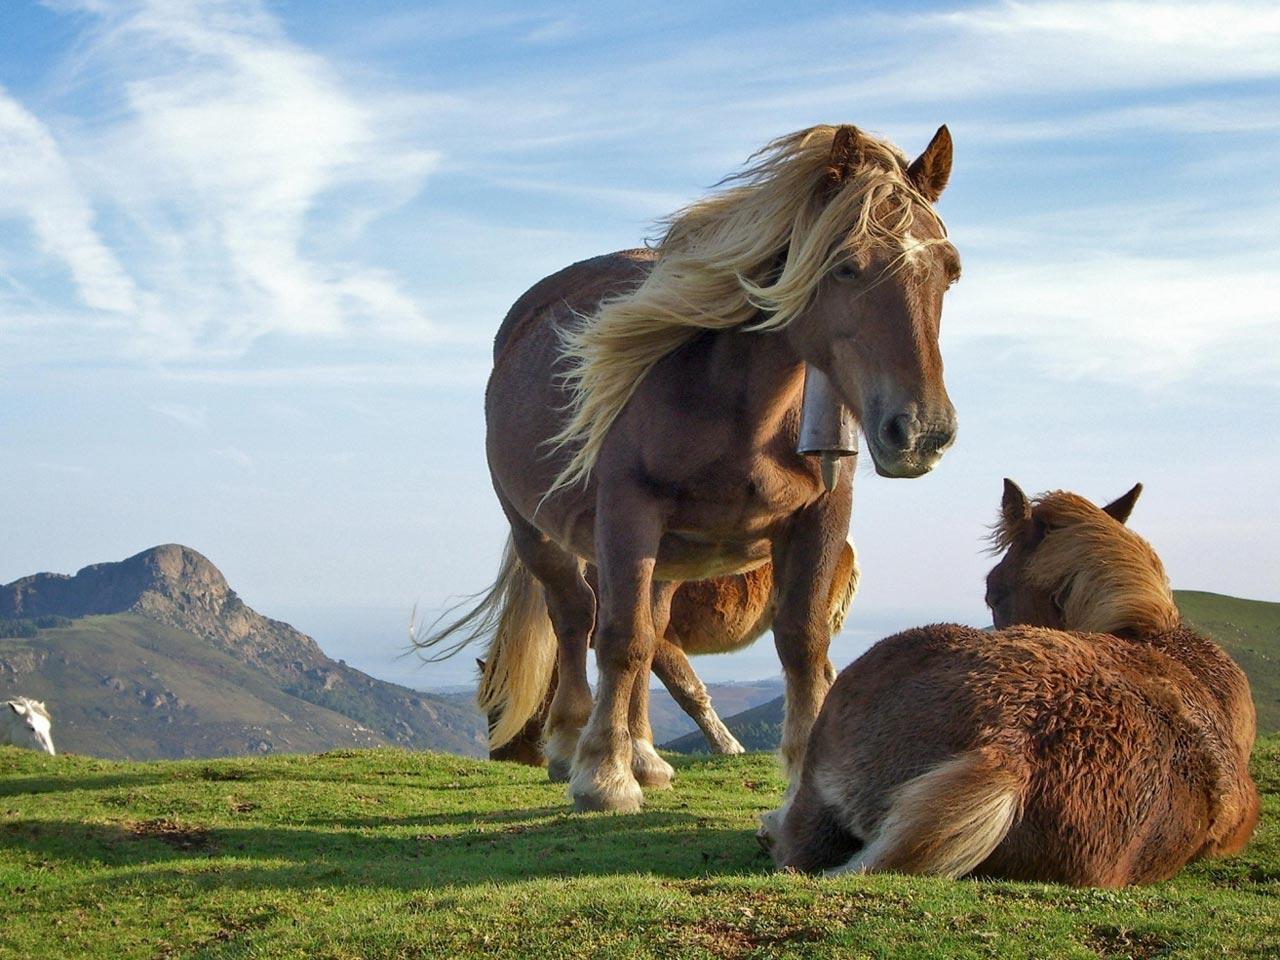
xmin=859 ymin=747 xmax=1026 ymax=878
xmin=827 ymin=538 xmax=861 ymax=636
xmin=412 ymin=536 xmax=557 ymax=750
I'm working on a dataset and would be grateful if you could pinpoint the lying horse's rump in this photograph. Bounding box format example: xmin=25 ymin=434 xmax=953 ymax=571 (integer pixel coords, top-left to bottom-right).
xmin=766 ymin=482 xmax=1258 ymax=886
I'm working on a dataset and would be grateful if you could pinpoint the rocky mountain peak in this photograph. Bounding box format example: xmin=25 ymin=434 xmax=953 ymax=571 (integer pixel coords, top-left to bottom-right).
xmin=1 ymin=544 xmax=231 ymax=620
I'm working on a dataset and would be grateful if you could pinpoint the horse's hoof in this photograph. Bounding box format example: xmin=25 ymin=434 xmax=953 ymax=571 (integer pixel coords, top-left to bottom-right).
xmin=755 ymin=823 xmax=774 ymax=853
xmin=546 ymin=759 xmax=572 ymax=783
xmin=569 ymin=769 xmax=644 ymax=813
xmin=712 ymin=738 xmax=746 ymax=756
xmin=631 ymin=739 xmax=675 ymax=789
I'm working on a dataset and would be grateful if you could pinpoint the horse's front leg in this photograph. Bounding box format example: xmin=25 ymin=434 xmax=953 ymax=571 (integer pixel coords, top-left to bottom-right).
xmin=771 ymin=479 xmax=853 ymax=782
xmin=569 ymin=497 xmax=663 ymax=813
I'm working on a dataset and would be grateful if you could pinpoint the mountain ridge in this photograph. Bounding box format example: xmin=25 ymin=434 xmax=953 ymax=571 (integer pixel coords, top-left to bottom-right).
xmin=0 ymin=545 xmax=485 ymax=759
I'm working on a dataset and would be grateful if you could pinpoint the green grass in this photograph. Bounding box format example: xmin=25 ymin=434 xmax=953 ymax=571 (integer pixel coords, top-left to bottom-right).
xmin=2 ymin=739 xmax=1278 ymax=959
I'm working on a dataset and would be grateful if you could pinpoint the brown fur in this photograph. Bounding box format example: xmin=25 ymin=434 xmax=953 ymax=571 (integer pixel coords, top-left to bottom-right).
xmin=420 ymin=124 xmax=959 ymax=812
xmin=768 ymin=483 xmax=1258 ymax=885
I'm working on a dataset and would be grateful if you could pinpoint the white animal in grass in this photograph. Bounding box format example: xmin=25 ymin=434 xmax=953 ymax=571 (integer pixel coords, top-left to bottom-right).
xmin=3 ymin=697 xmax=55 ymax=755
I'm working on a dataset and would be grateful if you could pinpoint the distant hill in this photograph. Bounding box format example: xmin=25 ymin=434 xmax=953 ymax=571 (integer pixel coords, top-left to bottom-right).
xmin=0 ymin=545 xmax=485 ymax=759
xmin=663 ymin=590 xmax=1280 ymax=753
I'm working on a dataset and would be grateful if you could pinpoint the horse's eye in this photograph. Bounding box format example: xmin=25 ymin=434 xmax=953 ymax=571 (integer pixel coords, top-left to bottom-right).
xmin=833 ymin=261 xmax=861 ymax=282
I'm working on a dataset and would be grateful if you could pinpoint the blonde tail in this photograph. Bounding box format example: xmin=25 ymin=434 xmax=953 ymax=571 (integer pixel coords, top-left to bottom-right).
xmin=412 ymin=537 xmax=558 ymax=749
xmin=835 ymin=748 xmax=1024 ymax=878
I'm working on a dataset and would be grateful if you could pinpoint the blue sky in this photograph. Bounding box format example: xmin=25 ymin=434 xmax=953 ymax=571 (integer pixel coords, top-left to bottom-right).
xmin=1 ymin=0 xmax=1277 ymax=689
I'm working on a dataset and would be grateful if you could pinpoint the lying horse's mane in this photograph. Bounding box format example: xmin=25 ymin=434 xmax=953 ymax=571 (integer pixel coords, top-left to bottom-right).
xmin=546 ymin=124 xmax=947 ymax=495
xmin=992 ymin=491 xmax=1180 ymax=637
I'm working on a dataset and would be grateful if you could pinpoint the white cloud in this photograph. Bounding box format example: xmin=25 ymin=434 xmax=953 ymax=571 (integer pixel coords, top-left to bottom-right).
xmin=948 ymin=253 xmax=1280 ymax=383
xmin=0 ymin=90 xmax=137 ymax=313
xmin=212 ymin=446 xmax=253 ymax=468
xmin=14 ymin=0 xmax=438 ymax=360
xmin=150 ymin=402 xmax=206 ymax=427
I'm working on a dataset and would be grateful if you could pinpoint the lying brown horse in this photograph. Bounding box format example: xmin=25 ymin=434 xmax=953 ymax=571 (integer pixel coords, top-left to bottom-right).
xmin=488 ymin=542 xmax=859 ymax=770
xmin=764 ymin=482 xmax=1259 ymax=886
xmin=422 ymin=123 xmax=960 ymax=811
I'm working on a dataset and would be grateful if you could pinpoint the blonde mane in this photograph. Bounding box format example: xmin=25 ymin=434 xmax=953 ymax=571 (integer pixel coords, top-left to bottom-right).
xmin=995 ymin=491 xmax=1180 ymax=637
xmin=545 ymin=124 xmax=946 ymax=496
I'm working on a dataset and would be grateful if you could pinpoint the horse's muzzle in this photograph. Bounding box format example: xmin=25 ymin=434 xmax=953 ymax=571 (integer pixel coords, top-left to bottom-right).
xmin=870 ymin=406 xmax=957 ymax=478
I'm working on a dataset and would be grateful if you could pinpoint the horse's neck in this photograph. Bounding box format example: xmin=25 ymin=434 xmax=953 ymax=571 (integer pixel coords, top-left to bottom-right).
xmin=695 ymin=328 xmax=808 ymax=447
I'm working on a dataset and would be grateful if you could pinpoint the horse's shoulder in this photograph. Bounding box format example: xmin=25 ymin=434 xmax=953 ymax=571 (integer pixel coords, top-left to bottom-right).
xmin=493 ymin=249 xmax=656 ymax=360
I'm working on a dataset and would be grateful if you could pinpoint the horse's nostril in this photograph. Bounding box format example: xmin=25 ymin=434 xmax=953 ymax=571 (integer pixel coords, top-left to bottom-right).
xmin=880 ymin=413 xmax=915 ymax=450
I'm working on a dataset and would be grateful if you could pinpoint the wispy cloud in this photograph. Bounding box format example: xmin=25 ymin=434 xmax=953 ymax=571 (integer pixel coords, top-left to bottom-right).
xmin=212 ymin=446 xmax=253 ymax=468
xmin=10 ymin=0 xmax=437 ymax=360
xmin=948 ymin=253 xmax=1280 ymax=383
xmin=150 ymin=402 xmax=206 ymax=427
xmin=0 ymin=88 xmax=136 ymax=312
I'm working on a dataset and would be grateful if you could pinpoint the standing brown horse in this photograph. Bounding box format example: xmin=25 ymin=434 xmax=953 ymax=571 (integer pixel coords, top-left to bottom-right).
xmin=487 ymin=541 xmax=859 ymax=769
xmin=764 ymin=482 xmax=1259 ymax=885
xmin=422 ymin=123 xmax=960 ymax=811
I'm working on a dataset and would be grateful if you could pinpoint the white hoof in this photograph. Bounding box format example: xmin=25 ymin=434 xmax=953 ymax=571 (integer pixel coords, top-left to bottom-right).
xmin=543 ymin=724 xmax=581 ymax=784
xmin=757 ymin=807 xmax=783 ymax=851
xmin=631 ymin=738 xmax=675 ymax=789
xmin=569 ymin=763 xmax=644 ymax=813
xmin=710 ymin=735 xmax=746 ymax=756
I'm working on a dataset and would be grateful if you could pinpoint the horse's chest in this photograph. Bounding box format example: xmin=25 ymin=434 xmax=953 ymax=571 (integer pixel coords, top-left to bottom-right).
xmin=659 ymin=457 xmax=822 ymax=537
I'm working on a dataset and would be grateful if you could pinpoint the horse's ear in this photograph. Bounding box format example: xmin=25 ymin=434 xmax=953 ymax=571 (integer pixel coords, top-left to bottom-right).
xmin=907 ymin=125 xmax=952 ymax=202
xmin=1102 ymin=483 xmax=1143 ymax=524
xmin=476 ymin=658 xmax=487 ymax=673
xmin=1001 ymin=478 xmax=1031 ymax=527
xmin=825 ymin=125 xmax=865 ymax=191
xmin=8 ymin=701 xmax=24 ymax=716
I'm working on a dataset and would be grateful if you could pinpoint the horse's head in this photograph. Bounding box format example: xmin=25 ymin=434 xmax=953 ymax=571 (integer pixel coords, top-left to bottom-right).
xmin=784 ymin=125 xmax=959 ymax=478
xmin=7 ymin=698 xmax=55 ymax=755
xmin=984 ymin=479 xmax=1178 ymax=636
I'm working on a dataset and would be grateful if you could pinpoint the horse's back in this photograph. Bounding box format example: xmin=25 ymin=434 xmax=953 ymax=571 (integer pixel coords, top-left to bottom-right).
xmin=492 ymin=249 xmax=656 ymax=361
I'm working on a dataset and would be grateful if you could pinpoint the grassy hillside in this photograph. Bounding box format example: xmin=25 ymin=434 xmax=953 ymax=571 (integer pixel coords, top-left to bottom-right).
xmin=0 ymin=614 xmax=485 ymax=759
xmin=667 ymin=590 xmax=1280 ymax=753
xmin=0 ymin=739 xmax=1276 ymax=959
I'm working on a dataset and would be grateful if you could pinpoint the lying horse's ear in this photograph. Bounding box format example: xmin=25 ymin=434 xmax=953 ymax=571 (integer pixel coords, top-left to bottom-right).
xmin=8 ymin=701 xmax=24 ymax=715
xmin=1001 ymin=478 xmax=1031 ymax=528
xmin=825 ymin=125 xmax=865 ymax=191
xmin=1102 ymin=483 xmax=1143 ymax=524
xmin=907 ymin=125 xmax=952 ymax=202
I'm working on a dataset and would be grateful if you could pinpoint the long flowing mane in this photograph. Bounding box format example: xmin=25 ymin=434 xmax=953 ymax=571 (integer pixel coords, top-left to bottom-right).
xmin=545 ymin=124 xmax=947 ymax=495
xmin=992 ymin=491 xmax=1180 ymax=636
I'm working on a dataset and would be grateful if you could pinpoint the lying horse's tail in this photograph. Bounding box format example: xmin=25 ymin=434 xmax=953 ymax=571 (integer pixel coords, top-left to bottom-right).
xmin=854 ymin=748 xmax=1026 ymax=878
xmin=413 ymin=536 xmax=557 ymax=750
